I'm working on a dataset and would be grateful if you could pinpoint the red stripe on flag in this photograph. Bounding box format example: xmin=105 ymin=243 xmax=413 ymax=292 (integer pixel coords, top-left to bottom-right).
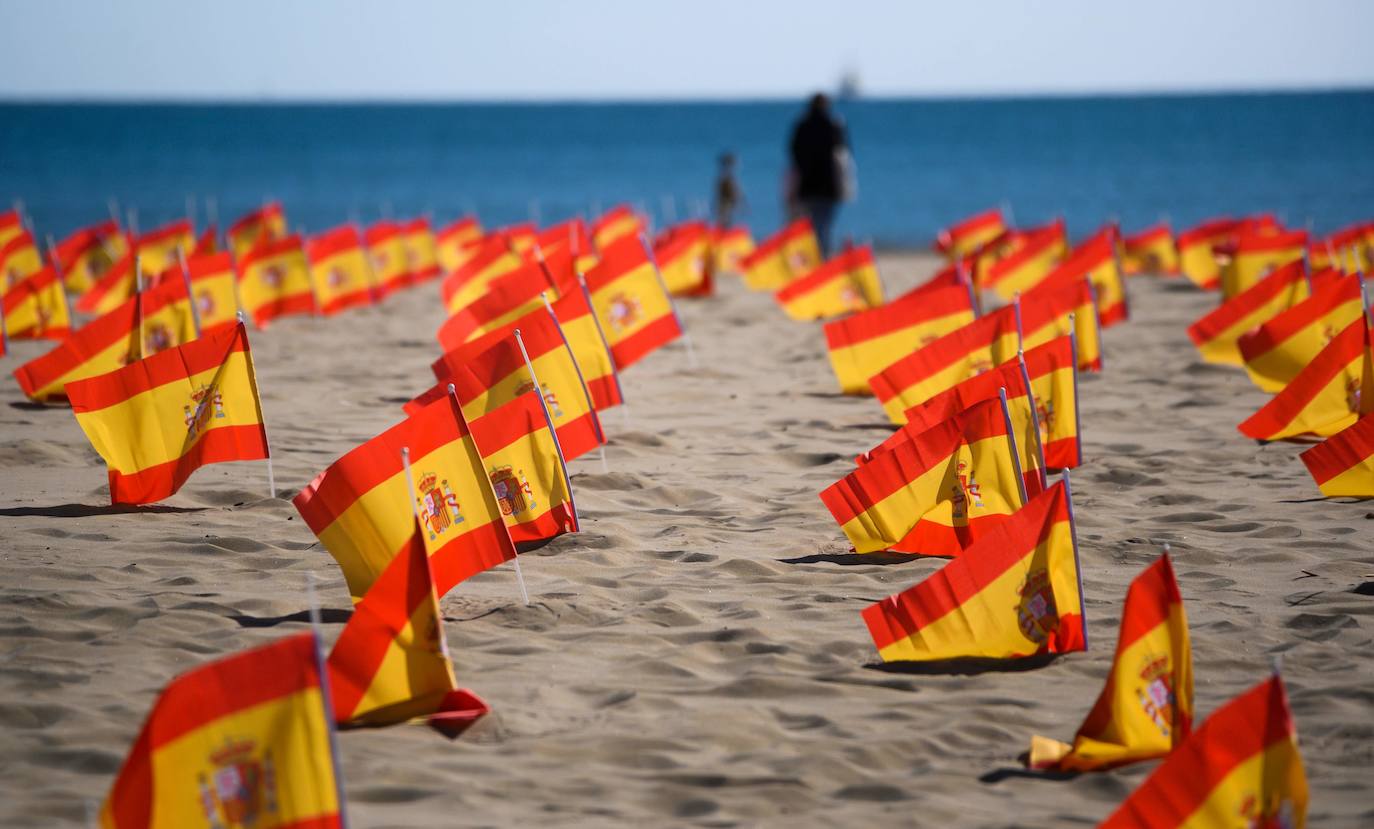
xmin=609 ymin=313 xmax=682 ymax=370
xmin=106 ymin=424 xmax=270 ymax=505
xmin=1300 ymin=411 xmax=1374 ymax=486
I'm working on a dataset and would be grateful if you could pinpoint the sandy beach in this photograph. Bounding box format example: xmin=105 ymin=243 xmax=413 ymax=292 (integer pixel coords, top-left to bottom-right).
xmin=1 ymin=251 xmax=1370 ymax=827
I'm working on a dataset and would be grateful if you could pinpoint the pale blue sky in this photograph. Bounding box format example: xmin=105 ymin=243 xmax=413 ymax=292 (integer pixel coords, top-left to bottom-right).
xmin=3 ymin=0 xmax=1373 ymax=100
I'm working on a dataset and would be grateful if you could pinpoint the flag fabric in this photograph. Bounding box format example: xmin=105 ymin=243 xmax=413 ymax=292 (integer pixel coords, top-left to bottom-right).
xmin=1237 ymin=273 xmax=1364 ymax=393
xmin=364 ymin=221 xmax=411 ymax=297
xmin=1099 ymin=674 xmax=1307 ymax=829
xmin=1022 ymin=276 xmax=1104 ymax=372
xmin=54 ymin=220 xmax=128 ymax=295
xmin=823 ymin=284 xmax=977 ymax=395
xmin=227 ymin=202 xmax=287 ymax=259
xmin=935 ymin=208 xmax=1007 ymax=260
xmin=492 ymin=222 xmax=537 ymax=254
xmin=869 ymin=305 xmax=1021 ymax=424
xmin=1121 ymin=224 xmax=1180 ymax=275
xmin=191 ymin=225 xmax=219 ymax=257
xmin=400 ymin=217 xmax=441 ymax=283
xmin=99 ymin=632 xmax=344 ymax=829
xmin=1175 ymin=218 xmax=1240 ymax=290
xmin=549 ymin=283 xmax=623 ymax=411
xmin=76 ymin=252 xmax=142 ymax=315
xmin=583 ymin=235 xmax=682 ymax=370
xmin=1316 ymin=221 xmax=1372 ymax=273
xmin=434 ymin=306 xmax=604 ymax=462
xmin=775 ymin=245 xmax=884 ymax=320
xmin=294 ymin=390 xmax=519 ymax=602
xmin=591 ymin=205 xmax=644 ymax=251
xmin=1188 ymin=260 xmax=1317 ymax=366
xmin=653 ymin=222 xmax=711 ymax=296
xmin=435 ymin=216 xmax=483 ymax=273
xmin=537 ymin=218 xmax=594 ymax=261
xmin=306 ymin=226 xmax=375 ymax=316
xmin=1218 ymin=229 xmax=1308 ymax=299
xmin=15 ymin=278 xmax=199 ymax=403
xmin=437 ymin=249 xmax=570 ymax=351
xmin=1 ymin=229 xmax=43 ymax=292
xmin=1300 ymin=410 xmax=1374 ymax=497
xmin=65 ymin=322 xmax=269 ymax=505
xmin=182 ymin=252 xmax=239 ymax=336
xmin=133 ymin=220 xmax=195 ymax=278
xmin=820 ymin=397 xmax=1027 ymax=556
xmin=2 ymin=266 xmax=72 ymax=340
xmin=1238 ymin=316 xmax=1373 ymax=441
xmin=0 ymin=209 xmax=22 ymax=250
xmin=862 ymin=480 xmax=1086 ymax=662
xmin=739 ymin=218 xmax=822 ymax=291
xmin=712 ymin=225 xmax=755 ymax=274
xmin=983 ymin=223 xmax=1067 ymax=300
xmin=440 ymin=238 xmax=524 ymax=315
xmin=1040 ymin=226 xmax=1129 ymax=327
xmin=1029 ymin=553 xmax=1192 ymax=771
xmin=471 ymin=392 xmax=579 ymax=542
xmin=238 ymin=235 xmax=315 ymax=326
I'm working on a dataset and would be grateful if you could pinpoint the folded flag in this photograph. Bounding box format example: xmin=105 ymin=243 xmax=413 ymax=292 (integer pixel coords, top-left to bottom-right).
xmin=1040 ymin=226 xmax=1128 ymax=327
xmin=401 ymin=217 xmax=441 ymax=283
xmin=1029 ymin=553 xmax=1192 ymax=771
xmin=307 ymin=226 xmax=375 ymax=316
xmin=470 ymin=392 xmax=578 ymax=542
xmin=365 ymin=221 xmax=411 ymax=297
xmin=2 ymin=266 xmax=72 ymax=340
xmin=739 ymin=218 xmax=821 ymax=290
xmin=935 ymin=208 xmax=1006 ymax=260
xmin=823 ymin=284 xmax=977 ymax=395
xmin=983 ymin=222 xmax=1067 ymax=300
xmin=181 ymin=252 xmax=240 ymax=336
xmin=869 ymin=305 xmax=1021 ymax=424
xmin=1121 ymin=224 xmax=1179 ymax=275
xmin=550 ymin=283 xmax=624 ymax=410
xmin=294 ymin=389 xmax=518 ymax=602
xmin=1 ymin=229 xmax=43 ymax=292
xmin=53 ymin=220 xmax=128 ymax=295
xmin=66 ymin=322 xmax=268 ymax=505
xmin=237 ymin=235 xmax=314 ymax=326
xmin=435 ymin=216 xmax=484 ymax=273
xmin=1218 ymin=228 xmax=1308 ymax=299
xmin=437 ymin=248 xmax=571 ymax=351
xmin=712 ymin=225 xmax=755 ymax=274
xmin=583 ymin=235 xmax=682 ymax=370
xmin=591 ymin=205 xmax=645 ymax=251
xmin=1300 ymin=410 xmax=1374 ymax=497
xmin=1099 ymin=674 xmax=1307 ymax=829
xmin=1175 ymin=217 xmax=1240 ymax=290
xmin=98 ymin=633 xmax=344 ymax=829
xmin=775 ymin=245 xmax=884 ymax=320
xmin=1022 ymin=276 xmax=1103 ymax=372
xmin=1238 ymin=272 xmax=1364 ymax=393
xmin=1238 ymin=315 xmax=1373 ymax=441
xmin=227 ymin=202 xmax=287 ymax=259
xmin=821 ymin=396 xmax=1027 ymax=556
xmin=862 ymin=479 xmax=1086 ymax=662
xmin=440 ymin=237 xmax=524 ymax=315
xmin=1188 ymin=260 xmax=1316 ymax=366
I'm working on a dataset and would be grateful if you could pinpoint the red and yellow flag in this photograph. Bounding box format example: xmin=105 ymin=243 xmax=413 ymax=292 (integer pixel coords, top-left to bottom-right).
xmin=550 ymin=282 xmax=623 ymax=411
xmin=440 ymin=238 xmax=524 ymax=315
xmin=739 ymin=218 xmax=822 ymax=290
xmin=1315 ymin=221 xmax=1372 ymax=273
xmin=869 ymin=305 xmax=1021 ymax=423
xmin=1175 ymin=218 xmax=1240 ymax=290
xmin=1238 ymin=316 xmax=1373 ymax=441
xmin=191 ymin=225 xmax=219 ymax=257
xmin=823 ymin=283 xmax=977 ymax=395
xmin=862 ymin=479 xmax=1086 ymax=662
xmin=775 ymin=245 xmax=883 ymax=320
xmin=1022 ymin=276 xmax=1103 ymax=372
xmin=99 ymin=633 xmax=344 ymax=829
xmin=227 ymin=202 xmax=287 ymax=259
xmin=1121 ymin=224 xmax=1179 ymax=275
xmin=437 ymin=250 xmax=569 ymax=351
xmin=1020 ymin=335 xmax=1082 ymax=469
xmin=1040 ymin=226 xmax=1129 ymax=327
xmin=133 ymin=220 xmax=195 ymax=277
xmin=54 ymin=220 xmax=129 ymax=295
xmin=653 ymin=222 xmax=711 ymax=296
xmin=712 ymin=225 xmax=755 ymax=275
xmin=935 ymin=208 xmax=1007 ymax=260
xmin=1218 ymin=228 xmax=1308 ymax=299
xmin=1237 ymin=272 xmax=1364 ymax=392
xmin=76 ymin=252 xmax=141 ymax=316
xmin=0 ymin=209 xmax=22 ymax=250
xmin=307 ymin=226 xmax=375 ymax=316
xmin=1029 ymin=553 xmax=1192 ymax=771
xmin=182 ymin=252 xmax=239 ymax=336
xmin=1 ymin=229 xmax=43 ymax=292
xmin=584 ymin=235 xmax=682 ymax=370
xmin=1100 ymin=674 xmax=1307 ymax=829
xmin=401 ymin=217 xmax=441 ymax=283
xmin=435 ymin=216 xmax=484 ymax=273
xmin=471 ymin=392 xmax=579 ymax=542
xmin=537 ymin=218 xmax=593 ymax=262
xmin=364 ymin=221 xmax=411 ymax=298
xmin=66 ymin=322 xmax=269 ymax=505
xmin=294 ymin=391 xmax=519 ymax=602
xmin=820 ymin=397 xmax=1027 ymax=556
xmin=238 ymin=235 xmax=314 ymax=326
xmin=1300 ymin=410 xmax=1374 ymax=497
xmin=1188 ymin=260 xmax=1317 ymax=366
xmin=591 ymin=205 xmax=644 ymax=252
xmin=2 ymin=266 xmax=72 ymax=340
xmin=983 ymin=223 xmax=1067 ymax=300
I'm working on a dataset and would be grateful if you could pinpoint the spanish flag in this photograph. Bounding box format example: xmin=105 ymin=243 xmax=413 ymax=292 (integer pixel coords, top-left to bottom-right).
xmin=1022 ymin=276 xmax=1103 ymax=372
xmin=1175 ymin=217 xmax=1239 ymax=291
xmin=437 ymin=250 xmax=570 ymax=351
xmin=1188 ymin=260 xmax=1315 ymax=366
xmin=1317 ymin=221 xmax=1373 ymax=273
xmin=1300 ymin=411 xmax=1374 ymax=497
xmin=134 ymin=220 xmax=195 ymax=278
xmin=1218 ymin=228 xmax=1308 ymax=299
xmin=820 ymin=396 xmax=1027 ymax=556
xmin=591 ymin=205 xmax=644 ymax=251
xmin=2 ymin=266 xmax=72 ymax=340
xmin=1 ymin=229 xmax=43 ymax=292
xmin=227 ymin=202 xmax=287 ymax=259
xmin=1020 ymin=335 xmax=1083 ymax=469
xmin=1238 ymin=273 xmax=1364 ymax=393
xmin=935 ymin=208 xmax=1006 ymax=260
xmin=537 ymin=218 xmax=593 ymax=261
xmin=823 ymin=284 xmax=977 ymax=395
xmin=654 ymin=223 xmax=711 ymax=296
xmin=54 ymin=220 xmax=128 ymax=295
xmin=550 ymin=282 xmax=623 ymax=411
xmin=862 ymin=479 xmax=1086 ymax=662
xmin=306 ymin=226 xmax=375 ymax=316
xmin=583 ymin=235 xmax=682 ymax=370
xmin=1121 ymin=224 xmax=1180 ymax=275
xmin=65 ymin=322 xmax=269 ymax=505
xmin=435 ymin=216 xmax=484 ymax=273
xmin=1029 ymin=553 xmax=1192 ymax=771
xmin=869 ymin=305 xmax=1021 ymax=424
xmin=440 ymin=238 xmax=524 ymax=315
xmin=77 ymin=251 xmax=141 ymax=316
xmin=493 ymin=222 xmax=538 ymax=254
xmin=182 ymin=252 xmax=240 ymax=336
xmin=1040 ymin=226 xmax=1128 ymax=327
xmin=1099 ymin=674 xmax=1307 ymax=829
xmin=434 ymin=306 xmax=603 ymax=462
xmin=712 ymin=225 xmax=755 ymax=275
xmin=15 ymin=278 xmax=198 ymax=403
xmin=238 ymin=235 xmax=315 ymax=326
xmin=364 ymin=221 xmax=411 ymax=298
xmin=739 ymin=218 xmax=821 ymax=291
xmin=293 ymin=391 xmax=518 ymax=603
xmin=0 ymin=209 xmax=21 ymax=249
xmin=191 ymin=225 xmax=219 ymax=257
xmin=983 ymin=223 xmax=1067 ymax=300
xmin=99 ymin=633 xmax=345 ymax=829
xmin=1238 ymin=316 xmax=1373 ymax=441
xmin=400 ymin=217 xmax=441 ymax=283
xmin=775 ymin=245 xmax=884 ymax=321
xmin=471 ymin=392 xmax=578 ymax=542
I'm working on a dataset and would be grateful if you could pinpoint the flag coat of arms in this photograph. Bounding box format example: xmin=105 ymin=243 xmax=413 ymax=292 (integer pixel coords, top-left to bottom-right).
xmin=550 ymin=283 xmax=623 ymax=411
xmin=862 ymin=480 xmax=1086 ymax=662
xmin=1238 ymin=316 xmax=1373 ymax=441
xmin=1218 ymin=228 xmax=1308 ymax=299
xmin=99 ymin=633 xmax=344 ymax=829
xmin=54 ymin=220 xmax=129 ymax=295
xmin=820 ymin=396 xmax=1027 ymax=556
xmin=775 ymin=245 xmax=884 ymax=320
xmin=591 ymin=205 xmax=645 ymax=252
xmin=437 ymin=250 xmax=570 ymax=351
xmin=434 ymin=216 xmax=484 ymax=273
xmin=400 ymin=217 xmax=441 ymax=283
xmin=1300 ymin=410 xmax=1374 ymax=497
xmin=227 ymin=202 xmax=287 ymax=259
xmin=364 ymin=221 xmax=411 ymax=297
xmin=1 ymin=229 xmax=44 ymax=292
xmin=1022 ymin=276 xmax=1103 ymax=372
xmin=935 ymin=208 xmax=1006 ymax=260
xmin=1175 ymin=218 xmax=1240 ymax=290
xmin=1039 ymin=227 xmax=1129 ymax=327
xmin=869 ymin=305 xmax=1021 ymax=423
xmin=2 ymin=265 xmax=72 ymax=340
xmin=294 ymin=392 xmax=518 ymax=603
xmin=133 ymin=220 xmax=195 ymax=279
xmin=983 ymin=223 xmax=1067 ymax=300
xmin=182 ymin=252 xmax=241 ymax=336
xmin=1029 ymin=553 xmax=1192 ymax=771
xmin=1099 ymin=674 xmax=1307 ymax=829
xmin=1237 ymin=273 xmax=1365 ymax=393
xmin=470 ymin=392 xmax=579 ymax=542
xmin=583 ymin=235 xmax=682 ymax=370
xmin=1121 ymin=224 xmax=1179 ymax=275
xmin=237 ymin=235 xmax=314 ymax=326
xmin=823 ymin=284 xmax=977 ymax=395
xmin=739 ymin=218 xmax=821 ymax=290
xmin=1188 ymin=260 xmax=1319 ymax=366
xmin=306 ymin=226 xmax=375 ymax=316
xmin=440 ymin=238 xmax=524 ymax=315
xmin=66 ymin=322 xmax=269 ymax=505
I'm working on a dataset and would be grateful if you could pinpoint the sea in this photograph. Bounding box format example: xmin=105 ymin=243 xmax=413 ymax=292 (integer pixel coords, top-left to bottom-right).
xmin=2 ymin=90 xmax=1372 ymax=248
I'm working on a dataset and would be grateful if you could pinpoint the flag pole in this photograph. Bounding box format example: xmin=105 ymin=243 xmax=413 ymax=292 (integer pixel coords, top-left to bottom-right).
xmin=106 ymin=197 xmax=121 ymax=226
xmin=236 ymin=309 xmax=275 ymax=498
xmin=1012 ymin=293 xmax=1025 ymax=350
xmin=44 ymin=236 xmax=75 ymax=330
xmin=957 ymin=257 xmax=980 ymax=317
xmin=1069 ymin=317 xmax=1084 ymax=468
xmin=298 ymin=225 xmax=323 ymax=315
xmin=541 ymin=291 xmax=609 ymax=473
xmin=998 ymin=387 xmax=1029 ymax=507
xmin=1017 ymin=350 xmax=1049 ymax=489
xmin=176 ymin=248 xmax=202 ymax=338
xmin=1060 ymin=467 xmax=1089 ymax=650
xmin=637 ymin=233 xmax=697 ymax=369
xmin=134 ymin=255 xmax=146 ymax=361
xmin=513 ymin=328 xmax=580 ymax=532
xmin=306 ymin=572 xmax=351 ymax=829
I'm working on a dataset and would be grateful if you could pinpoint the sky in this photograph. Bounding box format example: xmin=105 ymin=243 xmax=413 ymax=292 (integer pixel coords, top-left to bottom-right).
xmin=2 ymin=0 xmax=1373 ymax=100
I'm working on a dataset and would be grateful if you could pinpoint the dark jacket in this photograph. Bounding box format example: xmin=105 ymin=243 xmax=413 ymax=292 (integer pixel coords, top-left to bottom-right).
xmin=789 ymin=111 xmax=847 ymax=201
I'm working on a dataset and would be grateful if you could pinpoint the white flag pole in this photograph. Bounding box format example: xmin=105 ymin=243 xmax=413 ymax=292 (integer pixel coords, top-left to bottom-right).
xmin=237 ymin=309 xmax=275 ymax=498
xmin=998 ymin=387 xmax=1029 ymax=507
xmin=176 ymin=248 xmax=202 ymax=338
xmin=134 ymin=255 xmax=146 ymax=361
xmin=307 ymin=572 xmax=351 ymax=829
xmin=1059 ymin=468 xmax=1089 ymax=650
xmin=637 ymin=233 xmax=697 ymax=369
xmin=514 ymin=328 xmax=580 ymax=531
xmin=1017 ymin=349 xmax=1049 ymax=489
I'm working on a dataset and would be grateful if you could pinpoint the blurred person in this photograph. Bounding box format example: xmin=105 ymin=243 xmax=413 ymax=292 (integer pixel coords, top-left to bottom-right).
xmin=788 ymin=93 xmax=853 ymax=258
xmin=714 ymin=152 xmax=745 ymax=228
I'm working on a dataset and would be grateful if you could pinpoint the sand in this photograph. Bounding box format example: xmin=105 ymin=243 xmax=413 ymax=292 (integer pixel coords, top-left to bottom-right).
xmin=1 ymin=251 xmax=1371 ymax=827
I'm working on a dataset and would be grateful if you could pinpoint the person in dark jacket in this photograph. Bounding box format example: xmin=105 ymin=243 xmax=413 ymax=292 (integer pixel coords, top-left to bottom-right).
xmin=788 ymin=93 xmax=850 ymax=258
